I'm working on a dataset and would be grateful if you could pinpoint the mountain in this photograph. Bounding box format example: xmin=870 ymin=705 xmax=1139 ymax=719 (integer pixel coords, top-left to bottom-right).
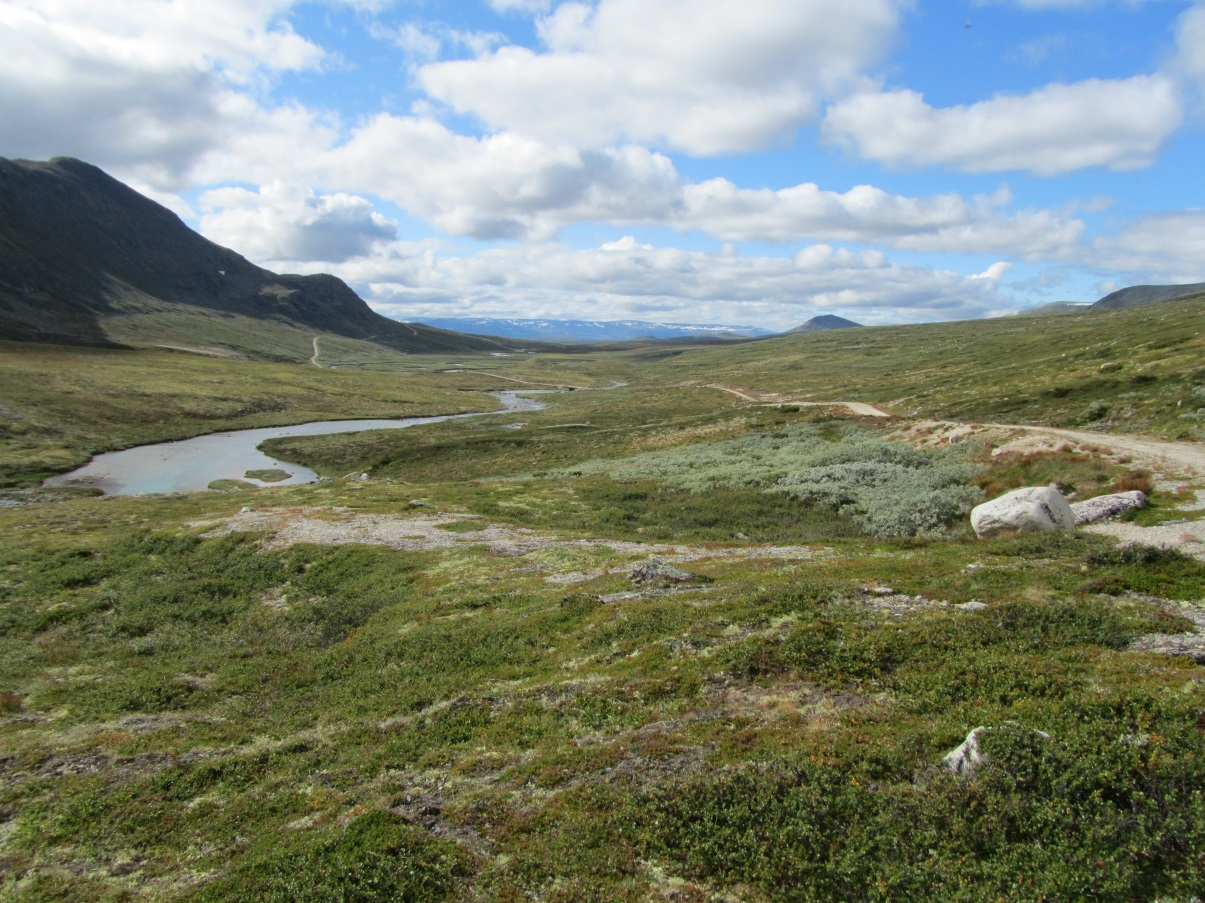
xmin=1093 ymin=282 xmax=1205 ymax=310
xmin=786 ymin=315 xmax=863 ymax=333
xmin=411 ymin=317 xmax=775 ymax=343
xmin=0 ymin=157 xmax=524 ymax=358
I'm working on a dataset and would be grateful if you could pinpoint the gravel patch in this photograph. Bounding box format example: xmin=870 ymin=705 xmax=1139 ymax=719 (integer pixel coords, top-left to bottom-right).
xmin=1127 ymin=600 xmax=1205 ymax=663
xmin=1083 ymin=519 xmax=1205 ymax=561
xmin=195 ymin=508 xmax=821 ymax=569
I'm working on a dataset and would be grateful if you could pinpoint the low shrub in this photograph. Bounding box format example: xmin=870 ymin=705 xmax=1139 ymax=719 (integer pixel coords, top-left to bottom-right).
xmin=192 ymin=810 xmax=472 ymax=902
xmin=556 ymin=423 xmax=982 ymax=538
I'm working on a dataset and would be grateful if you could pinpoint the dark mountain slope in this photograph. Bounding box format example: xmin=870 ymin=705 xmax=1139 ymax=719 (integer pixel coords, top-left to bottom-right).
xmin=0 ymin=157 xmax=522 ymax=356
xmin=1093 ymin=282 xmax=1205 ymax=310
xmin=786 ymin=315 xmax=862 ymax=333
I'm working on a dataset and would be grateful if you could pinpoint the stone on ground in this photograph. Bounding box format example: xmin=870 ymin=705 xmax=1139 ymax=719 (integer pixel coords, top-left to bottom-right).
xmin=629 ymin=559 xmax=695 ymax=587
xmin=1070 ymin=490 xmax=1146 ymax=525
xmin=971 ymin=486 xmax=1075 ymax=539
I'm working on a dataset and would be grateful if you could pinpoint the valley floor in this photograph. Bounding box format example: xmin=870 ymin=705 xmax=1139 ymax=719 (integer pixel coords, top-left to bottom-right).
xmin=2 ymin=334 xmax=1204 ymax=901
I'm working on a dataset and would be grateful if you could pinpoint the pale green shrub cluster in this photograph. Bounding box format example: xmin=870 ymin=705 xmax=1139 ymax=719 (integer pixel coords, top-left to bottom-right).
xmin=559 ymin=424 xmax=982 ymax=537
xmin=772 ymin=459 xmax=982 ymax=538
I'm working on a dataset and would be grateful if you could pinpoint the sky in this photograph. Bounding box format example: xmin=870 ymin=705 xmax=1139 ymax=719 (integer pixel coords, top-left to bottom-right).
xmin=2 ymin=0 xmax=1203 ymax=330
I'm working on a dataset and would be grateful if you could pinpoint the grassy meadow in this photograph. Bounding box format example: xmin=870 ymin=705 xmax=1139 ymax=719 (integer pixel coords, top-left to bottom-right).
xmin=1 ymin=303 xmax=1204 ymax=901
xmin=649 ymin=295 xmax=1205 ymax=438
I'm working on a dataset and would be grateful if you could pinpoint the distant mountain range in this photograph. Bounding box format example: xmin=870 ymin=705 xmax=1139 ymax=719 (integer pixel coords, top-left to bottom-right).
xmin=0 ymin=157 xmax=527 ymax=358
xmin=410 ymin=317 xmax=776 ymax=343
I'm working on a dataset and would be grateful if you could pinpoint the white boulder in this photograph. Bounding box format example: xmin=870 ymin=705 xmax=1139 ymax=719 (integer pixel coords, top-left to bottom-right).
xmin=1070 ymin=490 xmax=1146 ymax=525
xmin=943 ymin=727 xmax=990 ymax=777
xmin=971 ymin=486 xmax=1075 ymax=539
xmin=943 ymin=725 xmax=1051 ymax=778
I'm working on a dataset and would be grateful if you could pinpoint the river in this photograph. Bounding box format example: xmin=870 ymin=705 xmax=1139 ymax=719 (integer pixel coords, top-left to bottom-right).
xmin=44 ymin=390 xmax=551 ymax=497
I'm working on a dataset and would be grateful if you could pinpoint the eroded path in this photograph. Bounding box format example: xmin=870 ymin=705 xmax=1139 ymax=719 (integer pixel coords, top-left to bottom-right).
xmin=703 ymin=384 xmax=893 ymax=418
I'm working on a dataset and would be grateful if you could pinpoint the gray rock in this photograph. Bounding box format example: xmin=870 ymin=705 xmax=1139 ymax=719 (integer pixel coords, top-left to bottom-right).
xmin=971 ymin=486 xmax=1075 ymax=538
xmin=955 ymin=601 xmax=989 ymax=612
xmin=408 ymin=499 xmax=436 ymax=509
xmin=629 ymin=559 xmax=695 ymax=587
xmin=943 ymin=725 xmax=1051 ymax=778
xmin=943 ymin=727 xmax=990 ymax=777
xmin=1070 ymin=490 xmax=1146 ymax=525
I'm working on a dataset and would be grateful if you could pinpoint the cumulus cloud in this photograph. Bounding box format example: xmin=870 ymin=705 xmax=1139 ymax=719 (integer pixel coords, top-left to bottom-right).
xmin=1089 ymin=212 xmax=1205 ymax=283
xmin=822 ymin=76 xmax=1182 ymax=175
xmin=309 ymin=239 xmax=1009 ymax=329
xmin=321 ymin=116 xmax=682 ymax=239
xmin=198 ymin=183 xmax=397 ymax=264
xmin=185 ymin=105 xmax=1084 ymax=258
xmin=1173 ymin=3 xmax=1205 ymax=98
xmin=180 ymin=103 xmax=1087 ymax=260
xmin=0 ymin=0 xmax=323 ymax=187
xmin=487 ymin=0 xmax=554 ymax=13
xmin=677 ymin=181 xmax=1083 ymax=257
xmin=417 ymin=0 xmax=902 ymax=154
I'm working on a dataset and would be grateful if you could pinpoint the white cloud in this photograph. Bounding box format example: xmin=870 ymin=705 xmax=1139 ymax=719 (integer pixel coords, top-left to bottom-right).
xmin=199 ymin=183 xmax=397 ymax=264
xmin=487 ymin=0 xmax=553 ymax=13
xmin=1089 ymin=212 xmax=1205 ymax=283
xmin=0 ymin=0 xmax=323 ymax=187
xmin=320 ymin=116 xmax=682 ymax=239
xmin=379 ymin=21 xmax=506 ymax=63
xmin=417 ymin=0 xmax=903 ymax=154
xmin=1174 ymin=3 xmax=1205 ymax=95
xmin=677 ymin=180 xmax=1084 ymax=257
xmin=822 ymin=76 xmax=1182 ymax=175
xmin=184 ymin=106 xmax=1086 ymax=259
xmin=310 ymin=239 xmax=1008 ymax=329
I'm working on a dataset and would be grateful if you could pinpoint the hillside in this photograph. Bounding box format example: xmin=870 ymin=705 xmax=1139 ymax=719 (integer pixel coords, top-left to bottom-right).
xmin=649 ymin=295 xmax=1205 ymax=440
xmin=0 ymin=157 xmax=524 ymax=359
xmin=1093 ymin=282 xmax=1205 ymax=310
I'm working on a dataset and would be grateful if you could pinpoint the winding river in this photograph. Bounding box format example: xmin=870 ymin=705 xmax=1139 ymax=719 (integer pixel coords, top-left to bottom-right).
xmin=44 ymin=390 xmax=550 ymax=497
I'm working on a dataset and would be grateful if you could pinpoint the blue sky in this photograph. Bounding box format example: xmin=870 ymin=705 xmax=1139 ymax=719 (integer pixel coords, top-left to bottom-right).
xmin=2 ymin=0 xmax=1203 ymax=329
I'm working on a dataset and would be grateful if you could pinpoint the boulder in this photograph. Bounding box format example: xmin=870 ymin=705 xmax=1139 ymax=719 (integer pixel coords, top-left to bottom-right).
xmin=1070 ymin=490 xmax=1146 ymax=525
xmin=943 ymin=725 xmax=1051 ymax=778
xmin=943 ymin=727 xmax=989 ymax=777
xmin=629 ymin=559 xmax=695 ymax=587
xmin=971 ymin=486 xmax=1075 ymax=538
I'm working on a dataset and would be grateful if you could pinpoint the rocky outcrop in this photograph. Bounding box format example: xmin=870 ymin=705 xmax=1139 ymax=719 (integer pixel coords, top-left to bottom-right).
xmin=1070 ymin=491 xmax=1146 ymax=525
xmin=971 ymin=486 xmax=1076 ymax=538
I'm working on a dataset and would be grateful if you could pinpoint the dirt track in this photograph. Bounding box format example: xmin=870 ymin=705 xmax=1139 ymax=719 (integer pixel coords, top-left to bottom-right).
xmin=704 ymin=383 xmax=1205 ymax=557
xmin=703 ymin=383 xmax=1204 ymax=480
xmin=704 ymin=384 xmax=892 ymax=418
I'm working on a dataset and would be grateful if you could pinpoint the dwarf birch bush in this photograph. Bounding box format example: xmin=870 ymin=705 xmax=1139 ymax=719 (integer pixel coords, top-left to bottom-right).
xmin=558 ymin=424 xmax=982 ymax=537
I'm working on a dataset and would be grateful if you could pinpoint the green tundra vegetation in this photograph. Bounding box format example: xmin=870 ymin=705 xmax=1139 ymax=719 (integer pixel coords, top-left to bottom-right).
xmin=1 ymin=299 xmax=1204 ymax=901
